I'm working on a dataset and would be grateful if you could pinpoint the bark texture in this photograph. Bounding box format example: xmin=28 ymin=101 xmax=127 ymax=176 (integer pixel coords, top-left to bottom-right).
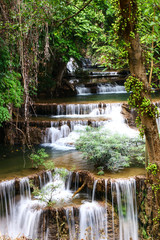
xmin=119 ymin=1 xmax=160 ymax=238
xmin=119 ymin=0 xmax=160 ymax=163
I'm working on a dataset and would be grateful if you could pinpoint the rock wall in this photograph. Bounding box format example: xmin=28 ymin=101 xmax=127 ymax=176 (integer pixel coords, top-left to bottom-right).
xmin=121 ymin=103 xmax=137 ymax=128
xmin=136 ymin=175 xmax=160 ymax=240
xmin=3 ymin=124 xmax=45 ymax=145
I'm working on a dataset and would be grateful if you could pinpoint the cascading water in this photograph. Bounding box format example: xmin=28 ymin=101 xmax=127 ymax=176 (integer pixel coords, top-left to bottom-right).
xmin=97 ymin=83 xmax=126 ymax=94
xmin=66 ymin=207 xmax=77 ymax=240
xmin=67 ymin=58 xmax=78 ymax=73
xmin=79 ymin=201 xmax=107 ymax=240
xmin=114 ymin=179 xmax=138 ymax=240
xmin=66 ymin=178 xmax=139 ymax=240
xmin=0 ymin=172 xmax=139 ymax=240
xmin=0 ymin=180 xmax=15 ymax=231
xmin=92 ymin=179 xmax=97 ymax=201
xmin=76 ymin=85 xmax=91 ymax=95
xmin=0 ymin=171 xmax=58 ymax=239
xmin=43 ymin=103 xmax=138 ymax=150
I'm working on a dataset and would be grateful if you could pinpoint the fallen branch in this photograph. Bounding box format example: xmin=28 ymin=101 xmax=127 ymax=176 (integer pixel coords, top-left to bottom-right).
xmin=72 ymin=181 xmax=86 ymax=198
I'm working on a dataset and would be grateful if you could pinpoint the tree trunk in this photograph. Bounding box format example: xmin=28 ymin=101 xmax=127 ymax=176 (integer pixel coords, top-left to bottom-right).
xmin=119 ymin=0 xmax=160 ymax=163
xmin=54 ymin=59 xmax=67 ymax=88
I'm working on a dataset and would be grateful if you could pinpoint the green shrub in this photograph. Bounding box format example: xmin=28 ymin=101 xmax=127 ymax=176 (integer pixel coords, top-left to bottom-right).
xmin=43 ymin=160 xmax=55 ymax=171
xmin=76 ymin=127 xmax=145 ymax=172
xmin=29 ymin=148 xmax=49 ymax=168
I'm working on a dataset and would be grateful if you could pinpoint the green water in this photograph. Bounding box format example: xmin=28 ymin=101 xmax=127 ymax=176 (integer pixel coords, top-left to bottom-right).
xmin=1 ymin=88 xmax=158 ymax=180
xmin=0 ymin=144 xmax=146 ymax=181
xmin=36 ymin=90 xmax=160 ymax=104
xmin=37 ymin=92 xmax=130 ymax=103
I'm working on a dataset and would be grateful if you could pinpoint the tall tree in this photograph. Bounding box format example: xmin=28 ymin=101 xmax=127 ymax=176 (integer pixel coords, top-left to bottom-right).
xmin=112 ymin=0 xmax=160 ymax=165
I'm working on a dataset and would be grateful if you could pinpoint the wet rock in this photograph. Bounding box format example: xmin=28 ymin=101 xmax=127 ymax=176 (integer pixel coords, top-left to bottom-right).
xmin=121 ymin=103 xmax=138 ymax=128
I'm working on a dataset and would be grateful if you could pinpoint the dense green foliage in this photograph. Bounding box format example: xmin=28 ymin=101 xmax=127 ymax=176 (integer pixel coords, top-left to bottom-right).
xmin=0 ymin=38 xmax=23 ymax=125
xmin=1 ymin=0 xmax=160 ymax=124
xmin=76 ymin=127 xmax=145 ymax=172
xmin=96 ymin=0 xmax=160 ymax=78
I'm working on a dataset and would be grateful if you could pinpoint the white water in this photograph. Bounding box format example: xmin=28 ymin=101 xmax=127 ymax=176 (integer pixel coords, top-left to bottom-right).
xmin=43 ymin=103 xmax=138 ymax=151
xmin=0 ymin=170 xmax=74 ymax=239
xmin=115 ymin=179 xmax=138 ymax=240
xmin=97 ymin=83 xmax=126 ymax=94
xmin=66 ymin=207 xmax=77 ymax=240
xmin=76 ymin=85 xmax=91 ymax=95
xmin=0 ymin=173 xmax=139 ymax=240
xmin=79 ymin=201 xmax=107 ymax=240
xmin=92 ymin=180 xmax=97 ymax=201
xmin=0 ymin=178 xmax=43 ymax=239
xmin=76 ymin=83 xmax=126 ymax=96
xmin=90 ymin=71 xmax=118 ymax=77
xmin=66 ymin=178 xmax=139 ymax=240
xmin=67 ymin=58 xmax=78 ymax=73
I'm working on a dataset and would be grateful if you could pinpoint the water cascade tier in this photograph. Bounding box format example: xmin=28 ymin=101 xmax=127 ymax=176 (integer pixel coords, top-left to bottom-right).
xmin=76 ymin=83 xmax=126 ymax=95
xmin=41 ymin=103 xmax=138 ymax=150
xmin=0 ymin=169 xmax=141 ymax=240
xmin=8 ymin=102 xmax=139 ymax=146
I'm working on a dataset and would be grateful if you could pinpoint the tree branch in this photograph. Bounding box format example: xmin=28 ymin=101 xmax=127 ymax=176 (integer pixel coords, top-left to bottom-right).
xmin=72 ymin=180 xmax=86 ymax=198
xmin=57 ymin=0 xmax=93 ymax=27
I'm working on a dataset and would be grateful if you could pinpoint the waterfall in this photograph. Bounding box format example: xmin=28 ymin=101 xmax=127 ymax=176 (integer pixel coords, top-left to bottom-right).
xmin=66 ymin=207 xmax=76 ymax=240
xmin=20 ymin=177 xmax=31 ymax=199
xmin=92 ymin=179 xmax=97 ymax=201
xmin=105 ymin=179 xmax=108 ymax=239
xmin=66 ymin=171 xmax=73 ymax=190
xmin=114 ymin=179 xmax=138 ymax=240
xmin=111 ymin=180 xmax=116 ymax=240
xmin=79 ymin=201 xmax=107 ymax=240
xmin=89 ymin=71 xmax=118 ymax=77
xmin=0 ymin=178 xmax=44 ymax=239
xmin=156 ymin=104 xmax=160 ymax=131
xmin=56 ymin=103 xmax=100 ymax=116
xmin=0 ymin=180 xmax=15 ymax=230
xmin=61 ymin=124 xmax=71 ymax=138
xmin=76 ymin=85 xmax=91 ymax=95
xmin=44 ymin=124 xmax=70 ymax=143
xmin=0 ymin=171 xmax=56 ymax=239
xmin=43 ymin=103 xmax=138 ymax=150
xmin=97 ymin=83 xmax=126 ymax=94
xmin=0 ymin=174 xmax=139 ymax=240
xmin=67 ymin=58 xmax=78 ymax=73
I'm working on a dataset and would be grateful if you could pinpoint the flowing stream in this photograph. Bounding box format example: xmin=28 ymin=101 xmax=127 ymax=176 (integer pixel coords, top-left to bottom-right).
xmin=42 ymin=102 xmax=138 ymax=151
xmin=0 ymin=72 xmax=150 ymax=239
xmin=0 ymin=171 xmax=139 ymax=240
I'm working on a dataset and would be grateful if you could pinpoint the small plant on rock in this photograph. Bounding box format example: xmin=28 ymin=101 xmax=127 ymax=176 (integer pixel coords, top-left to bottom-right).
xmin=29 ymin=148 xmax=49 ymax=168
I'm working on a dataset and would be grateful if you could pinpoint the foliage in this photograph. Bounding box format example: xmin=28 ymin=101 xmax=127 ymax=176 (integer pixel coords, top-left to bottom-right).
xmin=31 ymin=168 xmax=68 ymax=206
xmin=76 ymin=127 xmax=145 ymax=172
xmin=95 ymin=0 xmax=160 ymax=76
xmin=29 ymin=148 xmax=49 ymax=168
xmin=125 ymin=75 xmax=159 ymax=137
xmin=146 ymin=162 xmax=160 ymax=224
xmin=97 ymin=166 xmax=104 ymax=175
xmin=0 ymin=38 xmax=23 ymax=125
xmin=146 ymin=163 xmax=158 ymax=176
xmin=56 ymin=168 xmax=68 ymax=180
xmin=138 ymin=0 xmax=160 ymax=83
xmin=43 ymin=160 xmax=55 ymax=171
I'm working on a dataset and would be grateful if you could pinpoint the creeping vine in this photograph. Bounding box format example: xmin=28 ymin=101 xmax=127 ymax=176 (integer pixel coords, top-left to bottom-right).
xmin=124 ymin=75 xmax=159 ymax=137
xmin=146 ymin=163 xmax=160 ymax=224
